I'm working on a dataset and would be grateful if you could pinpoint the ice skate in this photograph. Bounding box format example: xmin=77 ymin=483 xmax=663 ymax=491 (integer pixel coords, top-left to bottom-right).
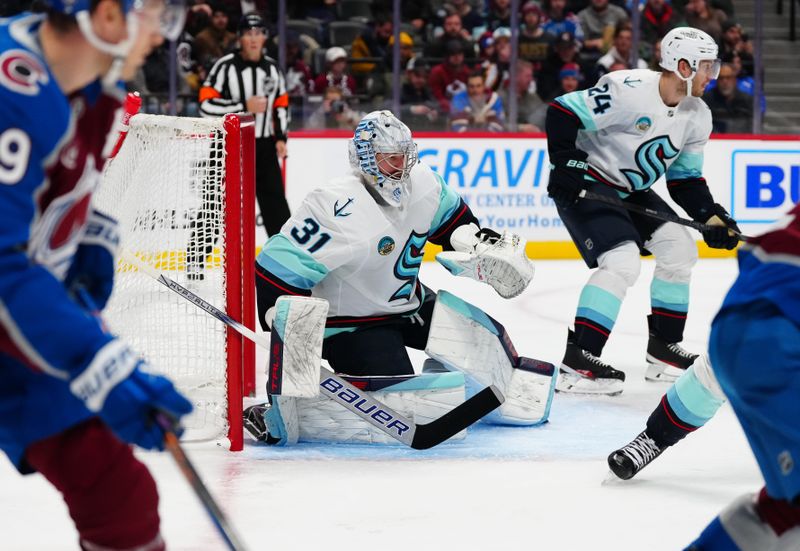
xmin=556 ymin=331 xmax=625 ymax=396
xmin=607 ymin=431 xmax=664 ymax=480
xmin=645 ymin=333 xmax=698 ymax=382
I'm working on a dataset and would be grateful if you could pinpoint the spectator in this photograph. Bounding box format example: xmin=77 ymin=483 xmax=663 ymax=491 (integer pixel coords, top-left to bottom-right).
xmin=537 ymin=32 xmax=593 ymax=99
xmin=720 ymin=20 xmax=754 ymax=77
xmin=597 ymin=24 xmax=648 ymax=73
xmin=400 ymin=58 xmax=441 ymax=130
xmin=578 ymin=0 xmax=629 ymax=54
xmin=477 ymin=32 xmax=496 ymax=61
xmin=282 ymin=32 xmax=313 ymax=98
xmin=640 ymin=0 xmax=682 ymax=44
xmin=487 ymin=0 xmax=513 ymax=30
xmin=442 ymin=0 xmax=486 ymax=35
xmin=499 ymin=59 xmax=548 ymax=131
xmin=307 ymin=87 xmax=364 ymax=129
xmin=519 ymin=2 xmax=557 ymax=72
xmin=351 ymin=14 xmax=393 ymax=76
xmin=429 ymin=40 xmax=473 ymax=111
xmin=402 ymin=0 xmax=434 ymax=32
xmin=388 ymin=32 xmax=416 ymax=70
xmin=550 ymin=61 xmax=583 ymax=98
xmin=312 ymin=47 xmax=357 ymax=96
xmin=200 ymin=13 xmax=290 ymax=238
xmin=484 ymin=27 xmax=513 ymax=90
xmin=684 ymin=0 xmax=727 ymax=44
xmin=709 ymin=52 xmax=766 ymax=113
xmin=702 ymin=62 xmax=753 ymax=133
xmin=193 ymin=4 xmax=237 ymax=68
xmin=425 ymin=12 xmax=476 ymax=59
xmin=542 ymin=0 xmax=584 ymax=42
xmin=648 ymin=38 xmax=662 ymax=70
xmin=450 ymin=71 xmax=506 ymax=132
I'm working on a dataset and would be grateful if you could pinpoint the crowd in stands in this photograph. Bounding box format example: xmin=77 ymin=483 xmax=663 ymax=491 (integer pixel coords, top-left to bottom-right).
xmin=1 ymin=0 xmax=759 ymax=132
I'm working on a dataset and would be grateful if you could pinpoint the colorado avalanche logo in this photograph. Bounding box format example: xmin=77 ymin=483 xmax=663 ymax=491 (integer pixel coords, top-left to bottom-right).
xmin=620 ymin=135 xmax=679 ymax=191
xmin=0 ymin=49 xmax=49 ymax=96
xmin=389 ymin=231 xmax=427 ymax=301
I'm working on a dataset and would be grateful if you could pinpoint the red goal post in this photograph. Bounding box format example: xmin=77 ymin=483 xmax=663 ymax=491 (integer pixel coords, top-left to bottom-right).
xmin=97 ymin=113 xmax=256 ymax=451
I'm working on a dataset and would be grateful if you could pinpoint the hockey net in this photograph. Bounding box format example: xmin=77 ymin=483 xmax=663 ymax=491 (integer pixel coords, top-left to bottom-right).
xmin=95 ymin=113 xmax=256 ymax=451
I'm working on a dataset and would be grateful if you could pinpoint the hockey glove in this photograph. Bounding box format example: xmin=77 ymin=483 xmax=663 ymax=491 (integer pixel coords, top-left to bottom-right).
xmin=547 ymin=150 xmax=590 ymax=208
xmin=70 ymin=340 xmax=193 ymax=450
xmin=702 ymin=204 xmax=741 ymax=250
xmin=436 ymin=223 xmax=534 ymax=299
xmin=65 ymin=210 xmax=120 ymax=310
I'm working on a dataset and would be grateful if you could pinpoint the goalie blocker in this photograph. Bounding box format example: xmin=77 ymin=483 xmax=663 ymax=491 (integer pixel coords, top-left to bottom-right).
xmin=253 ymin=293 xmax=554 ymax=446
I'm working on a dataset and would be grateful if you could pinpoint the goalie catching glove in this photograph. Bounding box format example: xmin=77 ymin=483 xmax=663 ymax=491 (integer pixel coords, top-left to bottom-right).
xmin=436 ymin=223 xmax=534 ymax=299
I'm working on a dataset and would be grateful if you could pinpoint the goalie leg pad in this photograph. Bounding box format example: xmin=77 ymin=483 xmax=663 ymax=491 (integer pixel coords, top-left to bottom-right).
xmin=268 ymin=296 xmax=328 ymax=398
xmin=263 ymin=396 xmax=300 ymax=446
xmin=425 ymin=291 xmax=556 ymax=425
xmin=276 ymin=372 xmax=467 ymax=445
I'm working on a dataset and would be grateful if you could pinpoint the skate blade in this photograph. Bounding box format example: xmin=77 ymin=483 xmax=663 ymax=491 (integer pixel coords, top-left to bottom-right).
xmin=556 ymin=371 xmax=624 ymax=396
xmin=644 ymin=360 xmax=684 ymax=383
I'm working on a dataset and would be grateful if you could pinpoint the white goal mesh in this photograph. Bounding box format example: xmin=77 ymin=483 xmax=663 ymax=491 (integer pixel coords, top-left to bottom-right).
xmin=95 ymin=113 xmax=255 ymax=450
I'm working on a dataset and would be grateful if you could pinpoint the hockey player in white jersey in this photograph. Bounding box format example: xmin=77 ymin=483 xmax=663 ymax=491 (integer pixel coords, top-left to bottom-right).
xmin=247 ymin=110 xmax=551 ymax=445
xmin=545 ymin=27 xmax=741 ymax=395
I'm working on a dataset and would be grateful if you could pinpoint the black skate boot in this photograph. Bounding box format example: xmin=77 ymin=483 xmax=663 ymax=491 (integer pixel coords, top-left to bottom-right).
xmin=243 ymin=404 xmax=281 ymax=444
xmin=608 ymin=430 xmax=665 ymax=480
xmin=557 ymin=330 xmax=626 ymax=395
xmin=645 ymin=334 xmax=699 ymax=382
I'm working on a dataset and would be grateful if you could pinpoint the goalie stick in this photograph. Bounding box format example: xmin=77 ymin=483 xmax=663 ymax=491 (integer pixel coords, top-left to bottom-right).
xmin=579 ymin=190 xmax=754 ymax=242
xmin=121 ymin=250 xmax=504 ymax=449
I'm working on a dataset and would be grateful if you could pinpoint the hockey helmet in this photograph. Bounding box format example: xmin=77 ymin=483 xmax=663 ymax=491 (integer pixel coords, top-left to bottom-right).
xmin=660 ymin=27 xmax=720 ymax=81
xmin=348 ymin=111 xmax=418 ymax=208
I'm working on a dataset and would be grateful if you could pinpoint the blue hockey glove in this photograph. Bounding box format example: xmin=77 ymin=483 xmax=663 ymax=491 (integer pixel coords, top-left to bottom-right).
xmin=547 ymin=150 xmax=589 ymax=208
xmin=702 ymin=204 xmax=741 ymax=250
xmin=70 ymin=340 xmax=193 ymax=450
xmin=65 ymin=210 xmax=120 ymax=311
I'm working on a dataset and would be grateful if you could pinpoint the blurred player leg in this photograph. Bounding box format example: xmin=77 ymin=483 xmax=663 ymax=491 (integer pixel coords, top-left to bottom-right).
xmin=26 ymin=419 xmax=163 ymax=551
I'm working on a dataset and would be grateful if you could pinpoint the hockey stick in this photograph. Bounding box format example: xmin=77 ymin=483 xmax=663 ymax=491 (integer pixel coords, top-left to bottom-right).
xmin=579 ymin=190 xmax=755 ymax=243
xmin=74 ymin=289 xmax=248 ymax=550
xmin=120 ymin=249 xmax=504 ymax=449
xmin=154 ymin=413 xmax=249 ymax=551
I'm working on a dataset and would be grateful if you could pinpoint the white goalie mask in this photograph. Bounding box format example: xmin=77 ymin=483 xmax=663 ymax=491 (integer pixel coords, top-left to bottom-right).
xmin=660 ymin=27 xmax=720 ymax=95
xmin=348 ymin=111 xmax=418 ymax=208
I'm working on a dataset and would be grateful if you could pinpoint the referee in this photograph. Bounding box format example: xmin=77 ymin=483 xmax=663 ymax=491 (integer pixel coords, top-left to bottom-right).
xmin=199 ymin=13 xmax=290 ymax=237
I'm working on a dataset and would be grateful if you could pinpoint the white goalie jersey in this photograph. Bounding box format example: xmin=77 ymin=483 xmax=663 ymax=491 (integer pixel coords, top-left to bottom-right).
xmin=554 ymin=69 xmax=713 ymax=193
xmin=256 ymin=162 xmax=464 ymax=329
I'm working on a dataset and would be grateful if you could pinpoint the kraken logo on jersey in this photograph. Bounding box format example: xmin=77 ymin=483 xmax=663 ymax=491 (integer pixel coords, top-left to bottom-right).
xmin=620 ymin=135 xmax=679 ymax=191
xmin=389 ymin=231 xmax=427 ymax=302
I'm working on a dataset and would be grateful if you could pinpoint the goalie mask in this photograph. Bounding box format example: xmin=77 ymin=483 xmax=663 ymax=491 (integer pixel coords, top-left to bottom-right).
xmin=660 ymin=27 xmax=720 ymax=96
xmin=349 ymin=111 xmax=418 ymax=208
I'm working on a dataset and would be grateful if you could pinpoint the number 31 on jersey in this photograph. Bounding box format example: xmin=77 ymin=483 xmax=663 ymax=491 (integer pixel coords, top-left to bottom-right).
xmin=290 ymin=217 xmax=331 ymax=253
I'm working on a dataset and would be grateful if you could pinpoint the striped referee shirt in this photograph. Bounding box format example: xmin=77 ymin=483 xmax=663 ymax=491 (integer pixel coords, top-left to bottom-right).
xmin=199 ymin=51 xmax=289 ymax=141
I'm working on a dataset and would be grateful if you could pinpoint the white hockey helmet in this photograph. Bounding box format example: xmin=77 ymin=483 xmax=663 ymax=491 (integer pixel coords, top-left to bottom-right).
xmin=348 ymin=110 xmax=418 ymax=207
xmin=660 ymin=27 xmax=720 ymax=81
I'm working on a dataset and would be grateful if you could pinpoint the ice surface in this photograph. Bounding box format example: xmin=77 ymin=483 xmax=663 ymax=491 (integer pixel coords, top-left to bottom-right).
xmin=0 ymin=259 xmax=762 ymax=550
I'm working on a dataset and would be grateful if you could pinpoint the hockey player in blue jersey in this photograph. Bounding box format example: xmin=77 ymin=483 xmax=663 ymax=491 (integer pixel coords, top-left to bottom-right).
xmin=545 ymin=27 xmax=741 ymax=395
xmin=0 ymin=1 xmax=191 ymax=549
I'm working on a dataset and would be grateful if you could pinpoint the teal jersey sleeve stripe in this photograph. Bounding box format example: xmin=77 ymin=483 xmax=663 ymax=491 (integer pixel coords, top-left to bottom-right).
xmin=430 ymin=172 xmax=462 ymax=234
xmin=666 ymin=151 xmax=704 ymax=180
xmin=555 ymin=93 xmax=597 ymax=131
xmin=256 ymin=234 xmax=329 ymax=290
xmin=667 ymin=367 xmax=726 ymax=427
xmin=651 ymin=278 xmax=690 ymax=310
